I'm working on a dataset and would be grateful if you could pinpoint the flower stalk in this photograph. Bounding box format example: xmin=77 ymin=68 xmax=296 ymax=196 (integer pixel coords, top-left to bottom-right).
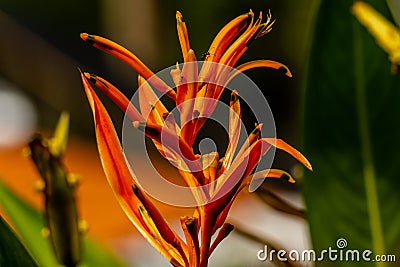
xmin=27 ymin=112 xmax=83 ymax=267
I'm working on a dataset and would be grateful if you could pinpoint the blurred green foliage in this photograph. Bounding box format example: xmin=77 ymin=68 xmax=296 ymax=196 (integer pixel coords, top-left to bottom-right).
xmin=0 ymin=181 xmax=128 ymax=267
xmin=0 ymin=215 xmax=38 ymax=267
xmin=302 ymin=0 xmax=400 ymax=266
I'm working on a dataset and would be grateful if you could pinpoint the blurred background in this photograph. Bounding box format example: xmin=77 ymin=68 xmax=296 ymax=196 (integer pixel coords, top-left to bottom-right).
xmin=0 ymin=0 xmax=317 ymax=266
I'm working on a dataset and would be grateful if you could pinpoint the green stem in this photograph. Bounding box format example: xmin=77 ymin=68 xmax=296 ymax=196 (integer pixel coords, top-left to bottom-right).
xmin=353 ymin=20 xmax=385 ymax=266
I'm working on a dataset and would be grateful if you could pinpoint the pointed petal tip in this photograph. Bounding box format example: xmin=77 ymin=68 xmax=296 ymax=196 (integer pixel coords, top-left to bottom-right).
xmin=82 ymin=71 xmax=91 ymax=79
xmin=80 ymin=71 xmax=97 ymax=103
xmin=79 ymin=70 xmax=87 ymax=81
xmin=298 ymin=155 xmax=312 ymax=172
xmin=78 ymin=68 xmax=90 ymax=80
xmin=48 ymin=111 xmax=70 ymax=157
xmin=266 ymin=138 xmax=312 ymax=172
xmin=249 ymin=123 xmax=263 ymax=135
xmin=82 ymin=72 xmax=99 ymax=84
xmin=184 ymin=49 xmax=196 ymax=62
xmin=137 ymin=75 xmax=144 ymax=85
xmin=300 ymin=156 xmax=313 ymax=172
xmin=276 ymin=64 xmax=292 ymax=77
xmin=272 ymin=139 xmax=313 ymax=171
xmin=306 ymin=162 xmax=313 ymax=172
xmin=80 ymin=33 xmax=89 ymax=41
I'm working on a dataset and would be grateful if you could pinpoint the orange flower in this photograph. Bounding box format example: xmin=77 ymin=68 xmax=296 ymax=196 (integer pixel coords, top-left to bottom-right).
xmin=80 ymin=10 xmax=311 ymax=267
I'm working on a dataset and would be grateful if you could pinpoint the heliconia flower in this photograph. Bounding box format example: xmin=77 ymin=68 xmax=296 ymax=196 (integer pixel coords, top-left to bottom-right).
xmin=80 ymin=10 xmax=312 ymax=267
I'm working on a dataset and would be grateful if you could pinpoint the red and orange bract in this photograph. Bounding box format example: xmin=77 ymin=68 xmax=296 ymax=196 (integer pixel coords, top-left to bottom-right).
xmin=80 ymin=10 xmax=311 ymax=267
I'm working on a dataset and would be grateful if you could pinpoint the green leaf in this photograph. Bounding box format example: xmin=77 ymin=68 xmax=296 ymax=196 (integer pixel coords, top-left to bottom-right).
xmin=387 ymin=0 xmax=400 ymax=26
xmin=302 ymin=0 xmax=400 ymax=266
xmin=0 ymin=181 xmax=128 ymax=267
xmin=0 ymin=215 xmax=39 ymax=267
xmin=0 ymin=182 xmax=61 ymax=267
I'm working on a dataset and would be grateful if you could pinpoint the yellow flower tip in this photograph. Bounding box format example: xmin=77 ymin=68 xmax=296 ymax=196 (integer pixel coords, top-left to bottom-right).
xmin=78 ymin=220 xmax=89 ymax=234
xmin=173 ymin=62 xmax=181 ymax=74
xmin=83 ymin=72 xmax=91 ymax=80
xmin=248 ymin=9 xmax=254 ymax=17
xmin=22 ymin=146 xmax=31 ymax=158
xmin=34 ymin=180 xmax=46 ymax=193
xmin=41 ymin=227 xmax=50 ymax=238
xmin=176 ymin=11 xmax=183 ymax=20
xmin=187 ymin=49 xmax=195 ymax=57
xmin=258 ymin=11 xmax=263 ymax=20
xmin=137 ymin=75 xmax=144 ymax=85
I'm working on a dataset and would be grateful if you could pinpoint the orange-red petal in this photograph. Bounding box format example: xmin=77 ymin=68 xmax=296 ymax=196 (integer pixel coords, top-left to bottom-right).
xmin=80 ymin=72 xmax=179 ymax=263
xmin=250 ymin=169 xmax=296 ymax=183
xmin=178 ymin=50 xmax=199 ymax=144
xmin=263 ymin=138 xmax=313 ymax=171
xmin=221 ymin=91 xmax=241 ymax=172
xmin=80 ymin=33 xmax=176 ymax=100
xmin=137 ymin=75 xmax=168 ymax=124
xmin=83 ymin=72 xmax=144 ymax=122
xmin=176 ymin=11 xmax=191 ymax=59
xmin=203 ymin=10 xmax=253 ymax=64
xmin=225 ymin=60 xmax=292 ymax=87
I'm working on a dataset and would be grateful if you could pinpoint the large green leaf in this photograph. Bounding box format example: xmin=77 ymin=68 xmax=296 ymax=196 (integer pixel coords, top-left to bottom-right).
xmin=302 ymin=0 xmax=400 ymax=266
xmin=0 ymin=181 xmax=128 ymax=267
xmin=0 ymin=215 xmax=39 ymax=267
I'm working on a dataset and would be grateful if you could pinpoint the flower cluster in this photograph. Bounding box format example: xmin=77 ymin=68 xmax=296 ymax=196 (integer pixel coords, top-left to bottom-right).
xmin=80 ymin=10 xmax=311 ymax=267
